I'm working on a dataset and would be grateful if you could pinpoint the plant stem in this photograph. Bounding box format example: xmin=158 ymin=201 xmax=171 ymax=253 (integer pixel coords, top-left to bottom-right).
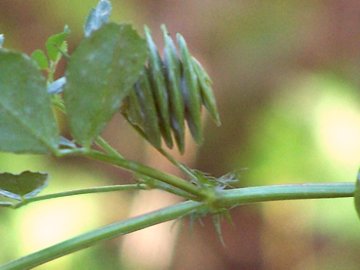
xmin=0 ymin=202 xmax=13 ymax=208
xmin=85 ymin=150 xmax=205 ymax=200
xmin=0 ymin=182 xmax=355 ymax=270
xmin=155 ymin=147 xmax=198 ymax=179
xmin=13 ymin=184 xmax=146 ymax=209
xmin=217 ymin=182 xmax=355 ymax=208
xmin=94 ymin=137 xmax=124 ymax=158
xmin=0 ymin=201 xmax=204 ymax=270
xmin=125 ymin=120 xmax=197 ymax=179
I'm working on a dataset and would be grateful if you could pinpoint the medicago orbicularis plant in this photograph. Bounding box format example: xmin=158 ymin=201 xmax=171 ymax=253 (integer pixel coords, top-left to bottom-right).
xmin=0 ymin=0 xmax=358 ymax=269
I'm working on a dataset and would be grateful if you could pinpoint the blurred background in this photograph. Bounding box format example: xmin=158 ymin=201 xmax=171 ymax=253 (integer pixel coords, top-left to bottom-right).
xmin=1 ymin=0 xmax=360 ymax=269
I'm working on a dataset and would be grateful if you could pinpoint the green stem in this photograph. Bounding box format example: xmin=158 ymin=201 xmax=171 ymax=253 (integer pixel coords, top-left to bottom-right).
xmin=155 ymin=147 xmax=198 ymax=179
xmin=0 ymin=202 xmax=13 ymax=208
xmin=126 ymin=120 xmax=197 ymax=179
xmin=94 ymin=137 xmax=124 ymax=158
xmin=85 ymin=150 xmax=204 ymax=200
xmin=1 ymin=182 xmax=355 ymax=270
xmin=217 ymin=182 xmax=355 ymax=208
xmin=13 ymin=184 xmax=146 ymax=209
xmin=0 ymin=201 xmax=204 ymax=270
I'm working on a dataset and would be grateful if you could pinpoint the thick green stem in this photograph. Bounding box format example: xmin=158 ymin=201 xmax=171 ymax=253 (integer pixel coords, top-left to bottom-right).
xmin=217 ymin=183 xmax=355 ymax=208
xmin=85 ymin=150 xmax=204 ymax=200
xmin=0 ymin=201 xmax=204 ymax=270
xmin=0 ymin=182 xmax=355 ymax=270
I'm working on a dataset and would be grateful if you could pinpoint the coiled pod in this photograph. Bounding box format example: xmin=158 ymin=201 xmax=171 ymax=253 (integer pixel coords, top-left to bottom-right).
xmin=121 ymin=25 xmax=221 ymax=153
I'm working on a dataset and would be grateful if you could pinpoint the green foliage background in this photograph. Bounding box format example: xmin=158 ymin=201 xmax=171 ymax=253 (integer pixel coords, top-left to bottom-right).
xmin=1 ymin=1 xmax=360 ymax=269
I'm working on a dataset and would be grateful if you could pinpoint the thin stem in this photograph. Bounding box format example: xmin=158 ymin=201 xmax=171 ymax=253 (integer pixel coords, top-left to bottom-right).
xmin=0 ymin=201 xmax=13 ymax=208
xmin=13 ymin=184 xmax=146 ymax=209
xmin=155 ymin=147 xmax=198 ymax=179
xmin=84 ymin=150 xmax=205 ymax=200
xmin=126 ymin=119 xmax=197 ymax=179
xmin=0 ymin=182 xmax=355 ymax=270
xmin=95 ymin=137 xmax=124 ymax=158
xmin=0 ymin=201 xmax=204 ymax=270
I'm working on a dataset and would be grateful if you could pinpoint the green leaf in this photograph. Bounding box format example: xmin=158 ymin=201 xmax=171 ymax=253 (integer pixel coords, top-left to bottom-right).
xmin=354 ymin=171 xmax=360 ymax=220
xmin=134 ymin=70 xmax=162 ymax=148
xmin=0 ymin=171 xmax=48 ymax=201
xmin=31 ymin=49 xmax=49 ymax=70
xmin=64 ymin=23 xmax=147 ymax=148
xmin=84 ymin=0 xmax=112 ymax=37
xmin=0 ymin=50 xmax=59 ymax=153
xmin=46 ymin=25 xmax=70 ymax=63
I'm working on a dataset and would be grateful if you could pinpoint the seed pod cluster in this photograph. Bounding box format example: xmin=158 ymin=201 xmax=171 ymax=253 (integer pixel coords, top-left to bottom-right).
xmin=121 ymin=25 xmax=221 ymax=153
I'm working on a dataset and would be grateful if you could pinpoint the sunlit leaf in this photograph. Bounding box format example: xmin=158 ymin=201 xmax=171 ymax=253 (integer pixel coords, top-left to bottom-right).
xmin=64 ymin=23 xmax=147 ymax=148
xmin=0 ymin=171 xmax=48 ymax=201
xmin=46 ymin=25 xmax=70 ymax=63
xmin=31 ymin=49 xmax=48 ymax=70
xmin=0 ymin=50 xmax=59 ymax=153
xmin=84 ymin=0 xmax=112 ymax=37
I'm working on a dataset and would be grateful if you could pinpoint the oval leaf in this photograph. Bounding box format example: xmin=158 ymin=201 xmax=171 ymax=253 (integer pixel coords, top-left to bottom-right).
xmin=0 ymin=171 xmax=48 ymax=201
xmin=64 ymin=23 xmax=147 ymax=148
xmin=0 ymin=50 xmax=59 ymax=153
xmin=31 ymin=49 xmax=49 ymax=70
xmin=46 ymin=25 xmax=70 ymax=63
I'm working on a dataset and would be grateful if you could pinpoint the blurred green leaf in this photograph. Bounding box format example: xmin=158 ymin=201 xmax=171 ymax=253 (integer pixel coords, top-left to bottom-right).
xmin=46 ymin=25 xmax=70 ymax=63
xmin=0 ymin=171 xmax=48 ymax=201
xmin=0 ymin=50 xmax=59 ymax=153
xmin=64 ymin=23 xmax=147 ymax=148
xmin=31 ymin=49 xmax=48 ymax=70
xmin=84 ymin=0 xmax=112 ymax=37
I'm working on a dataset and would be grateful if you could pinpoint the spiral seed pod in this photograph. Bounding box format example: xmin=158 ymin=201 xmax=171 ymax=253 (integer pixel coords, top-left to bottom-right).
xmin=121 ymin=25 xmax=221 ymax=153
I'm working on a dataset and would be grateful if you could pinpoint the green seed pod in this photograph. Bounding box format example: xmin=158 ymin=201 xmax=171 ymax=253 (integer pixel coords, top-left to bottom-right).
xmin=121 ymin=25 xmax=220 ymax=153
xmin=162 ymin=25 xmax=185 ymax=153
xmin=192 ymin=58 xmax=221 ymax=126
xmin=144 ymin=26 xmax=173 ymax=148
xmin=177 ymin=33 xmax=203 ymax=145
